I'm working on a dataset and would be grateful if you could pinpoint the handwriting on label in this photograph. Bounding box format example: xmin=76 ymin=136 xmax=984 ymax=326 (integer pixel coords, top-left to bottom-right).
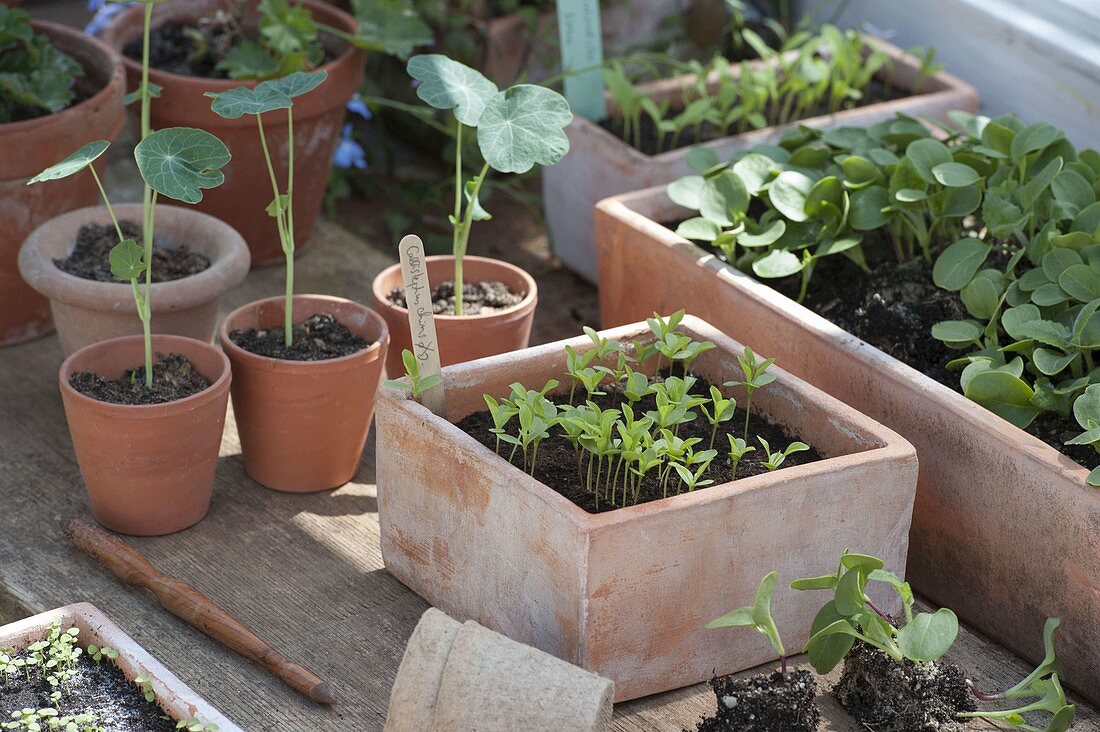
xmin=398 ymin=234 xmax=446 ymax=416
xmin=557 ymin=0 xmax=607 ymax=122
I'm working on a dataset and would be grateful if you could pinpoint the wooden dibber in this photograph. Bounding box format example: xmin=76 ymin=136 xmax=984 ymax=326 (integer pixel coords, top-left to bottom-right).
xmin=65 ymin=518 xmax=336 ymax=705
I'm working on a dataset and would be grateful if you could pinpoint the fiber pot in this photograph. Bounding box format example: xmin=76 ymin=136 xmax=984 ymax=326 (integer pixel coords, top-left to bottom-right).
xmin=385 ymin=608 xmax=614 ymax=732
xmin=19 ymin=203 xmax=250 ymax=357
xmin=0 ymin=604 xmax=242 ymax=732
xmin=99 ymin=0 xmax=364 ymax=266
xmin=371 ymin=255 xmax=537 ymax=375
xmin=543 ymin=35 xmax=979 ymax=282
xmin=376 ymin=316 xmax=918 ymax=701
xmin=0 ymin=21 xmax=124 ymax=346
xmin=594 ymin=187 xmax=1100 ymax=703
xmin=59 ymin=334 xmax=231 ymax=536
xmin=220 ymin=295 xmax=390 ymax=492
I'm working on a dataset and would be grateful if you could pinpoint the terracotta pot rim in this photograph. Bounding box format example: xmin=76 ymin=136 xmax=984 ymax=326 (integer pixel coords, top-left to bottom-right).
xmin=19 ymin=203 xmax=250 ymax=310
xmin=371 ymin=255 xmax=539 ymax=322
xmin=220 ymin=294 xmax=389 ymax=372
xmin=106 ymin=0 xmax=361 ymax=96
xmin=0 ymin=21 xmax=125 ymax=136
xmin=59 ymin=334 xmax=231 ymax=417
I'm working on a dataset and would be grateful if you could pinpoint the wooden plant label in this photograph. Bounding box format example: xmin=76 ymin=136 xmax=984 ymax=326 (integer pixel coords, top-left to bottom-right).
xmin=398 ymin=234 xmax=446 ymax=417
xmin=556 ymin=0 xmax=607 ymax=122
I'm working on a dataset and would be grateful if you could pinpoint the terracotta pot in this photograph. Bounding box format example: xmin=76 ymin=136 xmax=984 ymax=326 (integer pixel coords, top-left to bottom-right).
xmin=542 ymin=35 xmax=979 ymax=282
xmin=0 ymin=22 xmax=125 ymax=346
xmin=220 ymin=294 xmax=389 ymax=492
xmin=59 ymin=334 xmax=231 ymax=536
xmin=99 ymin=0 xmax=365 ymax=266
xmin=593 ymin=186 xmax=1100 ymax=703
xmin=376 ymin=316 xmax=918 ymax=701
xmin=372 ymin=255 xmax=537 ymax=375
xmin=1 ymin=604 xmax=242 ymax=731
xmin=19 ymin=203 xmax=251 ymax=357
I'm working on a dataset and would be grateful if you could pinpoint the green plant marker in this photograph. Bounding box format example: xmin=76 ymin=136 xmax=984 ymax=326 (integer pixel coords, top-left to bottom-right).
xmin=555 ymin=0 xmax=606 ymax=122
xmin=397 ymin=234 xmax=445 ymax=416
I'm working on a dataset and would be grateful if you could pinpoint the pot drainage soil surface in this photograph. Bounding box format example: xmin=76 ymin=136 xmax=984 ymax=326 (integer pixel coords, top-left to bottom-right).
xmin=387 ymin=280 xmax=525 ymax=316
xmin=229 ymin=312 xmax=371 ymax=361
xmin=69 ymin=353 xmax=210 ymax=405
xmin=55 ymin=222 xmax=210 ymax=283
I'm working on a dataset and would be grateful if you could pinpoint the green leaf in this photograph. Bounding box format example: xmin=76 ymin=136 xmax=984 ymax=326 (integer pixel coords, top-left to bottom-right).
xmin=667 ymin=176 xmax=705 ymax=210
xmin=790 ymin=574 xmax=838 ymax=591
xmin=1043 ymin=247 xmax=1083 ymax=283
xmin=260 ymin=69 xmax=327 ymax=99
xmin=933 ymin=237 xmax=991 ymax=291
xmin=477 ymin=85 xmax=571 ymax=174
xmin=739 ymin=220 xmax=786 ymax=248
xmin=769 ymin=171 xmax=814 ymax=222
xmin=1059 ymin=264 xmax=1100 ymax=302
xmin=108 ymin=239 xmax=144 ymax=281
xmin=216 ymin=41 xmax=280 ymax=80
xmin=1073 ymin=384 xmax=1100 ymax=431
xmin=964 ymin=370 xmax=1041 ymax=428
xmin=123 ymin=81 xmax=162 ymax=106
xmin=206 ymin=85 xmax=291 ymax=119
xmin=675 ymin=217 xmax=720 ymax=242
xmin=931 ymin=320 xmax=983 ymax=346
xmin=1052 ymin=169 xmax=1094 ymax=210
xmin=464 ymin=179 xmax=491 ymax=221
xmin=932 ymin=162 xmax=981 ymax=187
xmin=752 ymin=249 xmax=803 ymax=279
xmin=1089 ymin=467 xmax=1100 ymax=487
xmin=906 ymin=138 xmax=953 ymax=183
xmin=26 ymin=141 xmax=110 ymax=184
xmin=1032 ymin=283 xmax=1069 ymax=307
xmin=732 ymin=153 xmax=775 ymax=193
xmin=805 ymin=619 xmax=859 ymax=674
xmin=961 ymin=276 xmax=1001 ymax=320
xmin=349 ymin=0 xmax=433 ymax=60
xmin=1011 ymin=122 xmax=1060 ymax=162
xmin=1017 ymin=157 xmax=1064 ymax=210
xmin=1032 ymin=348 xmax=1076 ymax=376
xmin=133 ymin=127 xmax=232 ymax=204
xmin=849 ymin=186 xmax=889 ymax=230
xmin=699 ymin=170 xmax=749 ymax=227
xmin=406 ymin=54 xmax=497 ymax=126
xmin=684 ymin=146 xmax=720 ymax=174
xmin=896 ymin=608 xmax=958 ymax=662
xmin=705 ymin=606 xmax=755 ymax=628
xmin=834 ymin=565 xmax=866 ymax=616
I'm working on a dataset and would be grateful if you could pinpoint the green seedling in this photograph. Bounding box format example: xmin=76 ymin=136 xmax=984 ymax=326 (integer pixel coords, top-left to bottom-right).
xmin=85 ymin=645 xmax=118 ymax=664
xmin=701 ymin=385 xmax=737 ymax=450
xmin=406 ymin=54 xmax=571 ymax=315
xmin=706 ymin=572 xmax=789 ymax=676
xmin=757 ymin=436 xmax=809 ymax=470
xmin=726 ymin=435 xmax=755 ymax=478
xmin=134 ymin=673 xmax=155 ymax=703
xmin=621 ymin=368 xmax=654 ymax=404
xmin=176 ymin=718 xmax=219 ymax=732
xmin=1066 ymin=384 xmax=1100 ymax=486
xmin=725 ymin=346 xmax=776 ymax=441
xmin=384 ymin=348 xmax=443 ymax=399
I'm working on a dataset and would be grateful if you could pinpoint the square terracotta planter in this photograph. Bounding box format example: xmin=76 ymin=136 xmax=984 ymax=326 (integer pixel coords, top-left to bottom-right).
xmin=376 ymin=316 xmax=918 ymax=701
xmin=593 ymin=187 xmax=1100 ymax=703
xmin=0 ymin=603 xmax=241 ymax=730
xmin=542 ymin=35 xmax=979 ymax=282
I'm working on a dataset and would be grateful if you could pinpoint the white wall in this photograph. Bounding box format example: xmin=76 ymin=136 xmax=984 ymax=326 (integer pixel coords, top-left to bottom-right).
xmin=821 ymin=0 xmax=1100 ymax=148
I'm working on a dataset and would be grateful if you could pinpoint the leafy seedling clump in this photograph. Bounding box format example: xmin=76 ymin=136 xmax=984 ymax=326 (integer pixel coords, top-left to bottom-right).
xmin=0 ymin=5 xmax=83 ymax=123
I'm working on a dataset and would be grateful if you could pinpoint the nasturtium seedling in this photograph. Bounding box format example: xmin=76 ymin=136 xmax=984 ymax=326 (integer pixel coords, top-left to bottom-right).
xmin=707 ymin=572 xmax=790 ymax=676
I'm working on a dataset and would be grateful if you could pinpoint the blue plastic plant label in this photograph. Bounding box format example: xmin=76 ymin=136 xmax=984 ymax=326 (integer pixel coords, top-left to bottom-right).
xmin=556 ymin=0 xmax=607 ymax=122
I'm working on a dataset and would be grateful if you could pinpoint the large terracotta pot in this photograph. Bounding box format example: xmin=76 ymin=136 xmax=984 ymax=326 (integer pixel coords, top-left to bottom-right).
xmin=60 ymin=334 xmax=231 ymax=536
xmin=376 ymin=316 xmax=917 ymax=701
xmin=372 ymin=255 xmax=537 ymax=375
xmin=0 ymin=22 xmax=125 ymax=346
xmin=593 ymin=185 xmax=1100 ymax=703
xmin=100 ymin=0 xmax=365 ymax=266
xmin=220 ymin=294 xmax=389 ymax=492
xmin=19 ymin=203 xmax=251 ymax=357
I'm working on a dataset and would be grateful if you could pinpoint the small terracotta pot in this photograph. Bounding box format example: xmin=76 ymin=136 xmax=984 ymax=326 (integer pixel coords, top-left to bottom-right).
xmin=59 ymin=335 xmax=231 ymax=536
xmin=100 ymin=0 xmax=365 ymax=266
xmin=0 ymin=21 xmax=125 ymax=346
xmin=220 ymin=295 xmax=389 ymax=492
xmin=19 ymin=203 xmax=251 ymax=357
xmin=371 ymin=255 xmax=537 ymax=375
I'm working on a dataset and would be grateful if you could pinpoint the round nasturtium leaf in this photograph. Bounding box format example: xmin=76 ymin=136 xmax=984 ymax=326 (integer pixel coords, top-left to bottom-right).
xmin=260 ymin=70 xmax=328 ymax=99
xmin=768 ymin=171 xmax=814 ymax=222
xmin=477 ymin=85 xmax=572 ymax=174
xmin=207 ymin=85 xmax=291 ymax=120
xmin=108 ymin=239 xmax=145 ymax=281
xmin=407 ymin=54 xmax=498 ymax=127
xmin=27 ymin=141 xmax=111 ymax=185
xmin=134 ymin=127 xmax=232 ymax=205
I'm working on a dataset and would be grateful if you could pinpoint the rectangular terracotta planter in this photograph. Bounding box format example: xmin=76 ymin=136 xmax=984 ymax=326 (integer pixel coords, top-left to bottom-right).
xmin=593 ymin=187 xmax=1100 ymax=703
xmin=543 ymin=35 xmax=979 ymax=282
xmin=0 ymin=603 xmax=241 ymax=730
xmin=377 ymin=316 xmax=918 ymax=701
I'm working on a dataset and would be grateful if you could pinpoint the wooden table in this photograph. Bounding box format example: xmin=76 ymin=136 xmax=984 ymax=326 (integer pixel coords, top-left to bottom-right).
xmin=1 ymin=201 xmax=1097 ymax=731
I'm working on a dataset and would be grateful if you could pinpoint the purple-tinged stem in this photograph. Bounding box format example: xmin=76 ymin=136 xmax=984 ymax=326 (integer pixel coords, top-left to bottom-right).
xmin=966 ymin=678 xmax=1001 ymax=702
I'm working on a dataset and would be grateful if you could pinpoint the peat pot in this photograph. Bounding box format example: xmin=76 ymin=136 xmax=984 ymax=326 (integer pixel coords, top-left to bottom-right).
xmin=0 ymin=604 xmax=242 ymax=731
xmin=594 ymin=186 xmax=1100 ymax=703
xmin=0 ymin=21 xmax=124 ymax=346
xmin=371 ymin=255 xmax=537 ymax=375
xmin=220 ymin=295 xmax=389 ymax=492
xmin=376 ymin=315 xmax=918 ymax=701
xmin=543 ymin=35 xmax=979 ymax=282
xmin=19 ymin=203 xmax=250 ymax=357
xmin=60 ymin=334 xmax=231 ymax=536
xmin=100 ymin=0 xmax=364 ymax=266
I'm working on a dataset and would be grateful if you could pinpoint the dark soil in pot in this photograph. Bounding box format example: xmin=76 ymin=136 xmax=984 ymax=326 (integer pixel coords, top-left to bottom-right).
xmin=70 ymin=353 xmax=210 ymax=405
xmin=0 ymin=645 xmax=176 ymax=731
xmin=456 ymin=373 xmax=823 ymax=513
xmin=54 ymin=221 xmax=210 ymax=283
xmin=833 ymin=641 xmax=975 ymax=732
xmin=691 ymin=669 xmax=819 ymax=732
xmin=229 ymin=312 xmax=371 ymax=360
xmin=387 ymin=280 xmax=525 ymax=316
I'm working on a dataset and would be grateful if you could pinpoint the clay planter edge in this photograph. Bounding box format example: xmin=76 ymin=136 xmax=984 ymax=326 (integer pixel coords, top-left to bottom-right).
xmin=99 ymin=0 xmax=365 ymax=266
xmin=219 ymin=294 xmax=390 ymax=492
xmin=376 ymin=315 xmax=918 ymax=701
xmin=371 ymin=254 xmax=537 ymax=374
xmin=0 ymin=21 xmax=125 ymax=346
xmin=0 ymin=603 xmax=242 ymax=731
xmin=60 ymin=334 xmax=231 ymax=536
xmin=593 ymin=186 xmax=1100 ymax=703
xmin=19 ymin=202 xmax=250 ymax=357
xmin=542 ymin=34 xmax=980 ymax=282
